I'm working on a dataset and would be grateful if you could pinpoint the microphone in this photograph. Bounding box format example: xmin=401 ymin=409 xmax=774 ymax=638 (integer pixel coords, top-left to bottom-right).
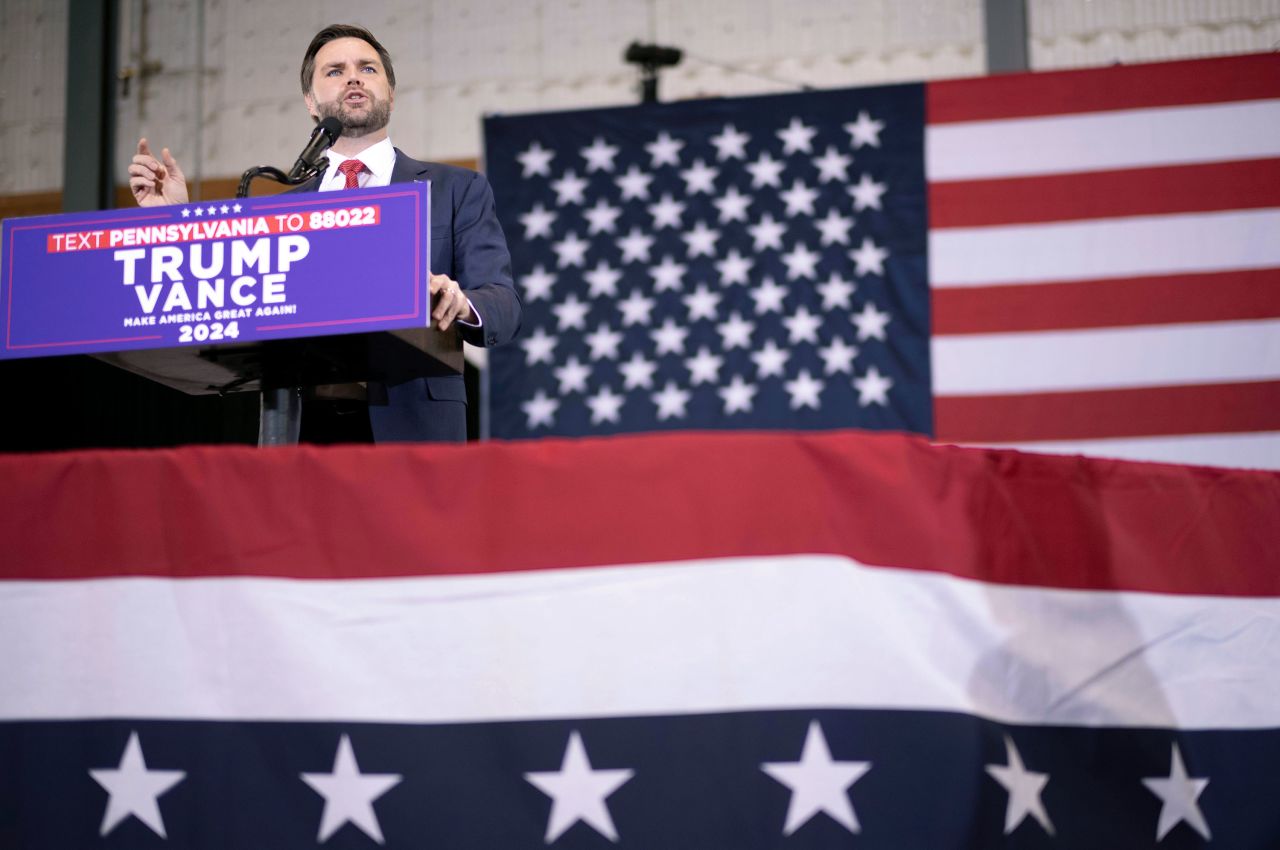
xmin=286 ymin=117 xmax=343 ymax=181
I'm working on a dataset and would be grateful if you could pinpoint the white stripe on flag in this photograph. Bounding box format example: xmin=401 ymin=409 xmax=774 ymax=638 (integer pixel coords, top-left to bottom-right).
xmin=926 ymin=99 xmax=1280 ymax=181
xmin=2 ymin=558 xmax=1278 ymax=729
xmin=931 ymin=319 xmax=1280 ymax=394
xmin=962 ymin=432 xmax=1280 ymax=471
xmin=929 ymin=208 xmax=1280 ymax=287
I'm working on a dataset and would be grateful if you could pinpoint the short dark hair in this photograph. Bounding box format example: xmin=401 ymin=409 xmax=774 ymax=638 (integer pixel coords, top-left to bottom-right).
xmin=300 ymin=24 xmax=397 ymax=95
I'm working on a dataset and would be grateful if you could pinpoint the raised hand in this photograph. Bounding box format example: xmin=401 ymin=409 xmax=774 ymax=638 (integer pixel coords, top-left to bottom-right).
xmin=129 ymin=138 xmax=189 ymax=206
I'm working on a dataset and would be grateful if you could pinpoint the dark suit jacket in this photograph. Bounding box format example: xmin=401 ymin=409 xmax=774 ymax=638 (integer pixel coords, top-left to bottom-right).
xmin=295 ymin=150 xmax=521 ymax=442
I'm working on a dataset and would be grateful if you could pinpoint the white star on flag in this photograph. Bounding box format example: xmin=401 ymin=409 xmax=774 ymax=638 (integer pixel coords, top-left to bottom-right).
xmin=751 ymin=339 xmax=790 ymax=378
xmin=554 ymin=356 xmax=592 ymax=394
xmin=719 ymin=374 xmax=758 ymax=413
xmin=777 ymin=116 xmax=818 ymax=154
xmin=813 ymin=145 xmax=853 ymax=182
xmin=985 ymin=736 xmax=1055 ymax=836
xmin=616 ymin=227 xmax=655 ymax=263
xmin=650 ymin=255 xmax=687 ymax=291
xmin=551 ymin=231 xmax=589 ymax=268
xmin=816 ymin=272 xmax=856 ymax=310
xmin=525 ymin=731 xmax=635 ymax=844
xmin=748 ymin=213 xmax=787 ymax=251
xmin=680 ymin=158 xmax=719 ymax=194
xmin=583 ymin=198 xmax=622 ymax=234
xmin=615 ymin=164 xmax=653 ymax=200
xmin=784 ymin=369 xmax=825 ymax=409
xmin=645 ymin=131 xmax=684 ymax=167
xmin=818 ymin=336 xmax=859 ymax=374
xmin=715 ymin=249 xmax=753 ymax=286
xmin=1142 ymin=743 xmax=1211 ymax=841
xmin=683 ymin=221 xmax=721 ymax=258
xmin=580 ymin=136 xmax=620 ymax=172
xmin=521 ymin=265 xmax=556 ymax=301
xmin=652 ymin=381 xmax=692 ymax=419
xmin=848 ymin=172 xmax=888 ymax=211
xmin=746 ymin=151 xmax=785 ymax=188
xmin=522 ymin=389 xmax=559 ymax=427
xmin=647 ymin=193 xmax=686 ymax=229
xmin=781 ymin=242 xmax=820 ymax=280
xmin=852 ymin=301 xmax=891 ymax=341
xmin=617 ymin=289 xmax=656 ymax=325
xmin=844 ymin=110 xmax=885 ymax=148
xmin=619 ymin=351 xmax=658 ymax=389
xmin=761 ymin=720 xmax=872 ymax=836
xmin=89 ymin=731 xmax=186 ymax=838
xmin=519 ymin=203 xmax=557 ymax=239
xmin=783 ymin=305 xmax=823 ymax=345
xmin=849 ymin=236 xmax=889 ymax=276
xmin=300 ymin=734 xmax=402 ymax=844
xmin=854 ymin=364 xmax=893 ymax=406
xmin=814 ymin=208 xmax=854 ymax=245
xmin=685 ymin=346 xmax=724 ymax=384
xmin=552 ymin=294 xmax=590 ymax=331
xmin=717 ymin=312 xmax=755 ymax=349
xmin=584 ymin=260 xmax=622 ymax=297
xmin=521 ymin=327 xmax=559 ymax=364
xmin=713 ymin=185 xmax=753 ymax=223
xmin=651 ymin=318 xmax=689 ymax=354
xmin=751 ymin=277 xmax=789 ymax=314
xmin=550 ymin=170 xmax=588 ymax=205
xmin=517 ymin=140 xmax=555 ymax=177
xmin=684 ymin=284 xmax=722 ymax=322
xmin=710 ymin=123 xmax=751 ymax=160
xmin=585 ymin=323 xmax=624 ymax=360
xmin=779 ymin=179 xmax=819 ymax=217
xmin=586 ymin=385 xmax=626 ymax=424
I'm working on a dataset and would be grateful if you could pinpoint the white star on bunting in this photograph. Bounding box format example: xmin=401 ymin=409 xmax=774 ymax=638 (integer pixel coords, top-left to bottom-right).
xmin=1142 ymin=743 xmax=1211 ymax=842
xmin=89 ymin=731 xmax=186 ymax=839
xmin=761 ymin=721 xmax=871 ymax=836
xmin=300 ymin=735 xmax=402 ymax=845
xmin=986 ymin=736 xmax=1055 ymax=836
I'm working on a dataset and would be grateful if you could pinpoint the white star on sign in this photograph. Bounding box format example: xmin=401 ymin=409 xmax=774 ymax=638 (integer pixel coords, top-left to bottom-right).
xmin=784 ymin=369 xmax=825 ymax=409
xmin=776 ymin=116 xmax=818 ymax=154
xmin=717 ymin=311 xmax=755 ymax=349
xmin=617 ymin=227 xmax=655 ymax=263
xmin=552 ymin=294 xmax=590 ymax=331
xmin=751 ymin=276 xmax=789 ymax=314
xmin=231 ymin=203 xmax=242 ymax=213
xmin=180 ymin=207 xmax=191 ymax=219
xmin=779 ymin=179 xmax=819 ymax=217
xmin=618 ymin=289 xmax=656 ymax=325
xmin=710 ymin=123 xmax=751 ymax=160
xmin=748 ymin=213 xmax=787 ymax=251
xmin=554 ymin=356 xmax=592 ymax=394
xmin=651 ymin=318 xmax=689 ymax=355
xmin=986 ymin=736 xmax=1054 ymax=836
xmin=682 ymin=220 xmax=721 ymax=258
xmin=849 ymin=236 xmax=888 ymax=276
xmin=851 ymin=301 xmax=891 ymax=341
xmin=526 ymin=731 xmax=634 ymax=843
xmin=615 ymin=164 xmax=653 ymax=200
xmin=746 ymin=150 xmax=786 ymax=188
xmin=645 ymin=131 xmax=684 ymax=167
xmin=519 ymin=202 xmax=557 ymax=239
xmin=715 ymin=249 xmax=753 ymax=286
xmin=585 ymin=323 xmax=623 ymax=360
xmin=523 ymin=390 xmax=559 ymax=428
xmin=713 ymin=184 xmax=753 ymax=223
xmin=652 ymin=381 xmax=691 ymax=420
xmin=685 ymin=346 xmax=724 ymax=385
xmin=781 ymin=242 xmax=820 ymax=280
xmin=521 ymin=264 xmax=556 ymax=301
xmin=816 ymin=272 xmax=856 ymax=310
xmin=783 ymin=305 xmax=823 ymax=345
xmin=521 ymin=326 xmax=559 ymax=364
xmin=719 ymin=375 xmax=758 ymax=414
xmin=583 ymin=198 xmax=622 ymax=234
xmin=219 ymin=204 xmax=229 ymax=214
xmin=650 ymin=255 xmax=687 ymax=292
xmin=814 ymin=208 xmax=854 ymax=246
xmin=551 ymin=169 xmax=588 ymax=205
xmin=844 ymin=110 xmax=885 ymax=148
xmin=818 ymin=336 xmax=859 ymax=374
xmin=848 ymin=172 xmax=888 ymax=211
xmin=301 ymin=734 xmax=402 ymax=845
xmin=193 ymin=206 xmax=204 ymax=217
xmin=853 ymin=365 xmax=893 ymax=406
xmin=89 ymin=731 xmax=186 ymax=838
xmin=551 ymin=231 xmax=589 ymax=268
xmin=752 ymin=339 xmax=791 ymax=378
xmin=683 ymin=283 xmax=722 ymax=322
xmin=619 ymin=351 xmax=658 ymax=390
xmin=813 ymin=145 xmax=853 ymax=183
xmin=761 ymin=721 xmax=871 ymax=836
xmin=647 ymin=193 xmax=686 ymax=229
xmin=1142 ymin=743 xmax=1211 ymax=842
xmin=517 ymin=140 xmax=555 ymax=177
xmin=580 ymin=136 xmax=620 ymax=172
xmin=585 ymin=386 xmax=626 ymax=425
xmin=206 ymin=206 xmax=216 ymax=215
xmin=680 ymin=158 xmax=719 ymax=195
xmin=584 ymin=260 xmax=622 ymax=298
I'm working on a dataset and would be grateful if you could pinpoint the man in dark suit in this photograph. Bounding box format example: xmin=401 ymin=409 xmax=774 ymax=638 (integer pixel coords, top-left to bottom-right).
xmin=128 ymin=24 xmax=521 ymax=443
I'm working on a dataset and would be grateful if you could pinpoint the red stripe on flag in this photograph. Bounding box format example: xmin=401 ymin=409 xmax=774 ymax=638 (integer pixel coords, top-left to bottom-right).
xmin=929 ymin=159 xmax=1280 ymax=229
xmin=1 ymin=433 xmax=1277 ymax=596
xmin=934 ymin=380 xmax=1280 ymax=443
xmin=927 ymin=52 xmax=1280 ymax=124
xmin=932 ymin=269 xmax=1280 ymax=334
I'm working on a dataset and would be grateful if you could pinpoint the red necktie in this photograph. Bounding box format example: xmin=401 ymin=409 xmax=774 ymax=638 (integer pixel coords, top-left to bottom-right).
xmin=337 ymin=159 xmax=365 ymax=189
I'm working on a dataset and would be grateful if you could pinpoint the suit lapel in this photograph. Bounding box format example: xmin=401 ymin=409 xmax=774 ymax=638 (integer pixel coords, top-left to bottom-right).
xmin=390 ymin=148 xmax=431 ymax=185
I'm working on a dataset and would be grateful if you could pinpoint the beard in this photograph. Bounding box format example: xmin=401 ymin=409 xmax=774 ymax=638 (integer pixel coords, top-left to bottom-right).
xmin=316 ymin=95 xmax=391 ymax=138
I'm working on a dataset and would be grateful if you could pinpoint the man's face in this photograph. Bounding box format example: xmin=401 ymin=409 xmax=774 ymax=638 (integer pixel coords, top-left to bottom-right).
xmin=304 ymin=37 xmax=393 ymax=137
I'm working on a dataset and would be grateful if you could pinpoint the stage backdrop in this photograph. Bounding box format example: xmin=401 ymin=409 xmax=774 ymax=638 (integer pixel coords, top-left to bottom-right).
xmin=1 ymin=432 xmax=1278 ymax=848
xmin=484 ymin=52 xmax=1280 ymax=470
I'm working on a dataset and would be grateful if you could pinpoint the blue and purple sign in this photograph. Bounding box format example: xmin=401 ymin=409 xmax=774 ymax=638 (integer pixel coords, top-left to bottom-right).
xmin=0 ymin=184 xmax=430 ymax=359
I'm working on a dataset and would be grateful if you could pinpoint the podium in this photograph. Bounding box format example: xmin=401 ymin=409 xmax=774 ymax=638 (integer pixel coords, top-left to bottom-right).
xmin=0 ymin=183 xmax=453 ymax=445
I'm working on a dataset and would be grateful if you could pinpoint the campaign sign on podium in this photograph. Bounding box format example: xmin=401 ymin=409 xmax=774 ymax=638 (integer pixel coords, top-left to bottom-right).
xmin=0 ymin=183 xmax=456 ymax=393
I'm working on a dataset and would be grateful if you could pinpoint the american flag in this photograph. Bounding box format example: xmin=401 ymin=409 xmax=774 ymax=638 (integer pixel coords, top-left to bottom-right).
xmin=2 ymin=433 xmax=1278 ymax=847
xmin=484 ymin=52 xmax=1280 ymax=470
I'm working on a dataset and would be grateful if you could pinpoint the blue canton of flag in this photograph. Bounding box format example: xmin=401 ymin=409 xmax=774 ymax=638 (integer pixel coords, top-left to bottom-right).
xmin=484 ymin=84 xmax=930 ymax=438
